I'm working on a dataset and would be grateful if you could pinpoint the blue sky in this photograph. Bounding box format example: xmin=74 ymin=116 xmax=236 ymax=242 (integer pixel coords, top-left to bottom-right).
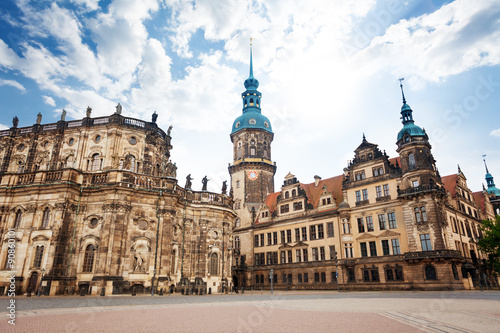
xmin=0 ymin=0 xmax=499 ymax=194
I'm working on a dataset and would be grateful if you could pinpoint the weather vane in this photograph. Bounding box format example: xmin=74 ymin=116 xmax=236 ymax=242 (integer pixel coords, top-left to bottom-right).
xmin=399 ymin=77 xmax=406 ymax=104
xmin=250 ymin=37 xmax=253 ymax=45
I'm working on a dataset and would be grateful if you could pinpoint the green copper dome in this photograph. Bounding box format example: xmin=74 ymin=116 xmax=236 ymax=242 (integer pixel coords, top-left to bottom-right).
xmin=231 ymin=43 xmax=273 ymax=135
xmin=397 ymin=83 xmax=425 ymax=141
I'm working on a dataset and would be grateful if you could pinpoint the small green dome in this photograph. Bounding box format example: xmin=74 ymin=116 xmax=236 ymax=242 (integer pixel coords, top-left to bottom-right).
xmin=231 ymin=110 xmax=272 ymax=135
xmin=397 ymin=122 xmax=426 ymax=141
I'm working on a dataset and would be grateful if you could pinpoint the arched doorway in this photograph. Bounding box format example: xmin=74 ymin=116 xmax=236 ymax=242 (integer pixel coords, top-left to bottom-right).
xmin=28 ymin=272 xmax=39 ymax=294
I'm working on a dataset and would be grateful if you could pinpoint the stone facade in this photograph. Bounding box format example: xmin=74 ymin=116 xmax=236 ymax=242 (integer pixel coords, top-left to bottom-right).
xmin=0 ymin=112 xmax=236 ymax=296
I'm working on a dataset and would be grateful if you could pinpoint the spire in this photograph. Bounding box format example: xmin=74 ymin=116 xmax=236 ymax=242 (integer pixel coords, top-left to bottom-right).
xmin=399 ymin=77 xmax=406 ymax=104
xmin=457 ymin=164 xmax=462 ymax=174
xmin=482 ymin=154 xmax=489 ymax=173
xmin=249 ymin=38 xmax=254 ymax=78
xmin=362 ymin=133 xmax=366 ymax=142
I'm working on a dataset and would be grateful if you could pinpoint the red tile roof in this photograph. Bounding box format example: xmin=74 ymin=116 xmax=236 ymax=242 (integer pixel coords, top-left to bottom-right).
xmin=261 ymin=175 xmax=344 ymax=219
xmin=472 ymin=191 xmax=486 ymax=213
xmin=388 ymin=156 xmax=401 ymax=167
xmin=441 ymin=174 xmax=458 ymax=197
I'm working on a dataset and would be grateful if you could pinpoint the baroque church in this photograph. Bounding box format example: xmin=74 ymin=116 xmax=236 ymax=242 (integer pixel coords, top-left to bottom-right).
xmin=1 ymin=44 xmax=499 ymax=296
xmin=229 ymin=45 xmax=499 ymax=291
xmin=0 ymin=107 xmax=235 ymax=296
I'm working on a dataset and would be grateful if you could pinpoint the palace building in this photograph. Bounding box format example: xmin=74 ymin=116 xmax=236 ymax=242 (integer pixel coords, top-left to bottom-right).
xmin=230 ymin=47 xmax=498 ymax=291
xmin=0 ymin=109 xmax=235 ymax=296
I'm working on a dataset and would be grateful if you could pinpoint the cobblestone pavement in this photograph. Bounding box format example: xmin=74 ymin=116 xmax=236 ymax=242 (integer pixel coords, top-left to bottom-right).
xmin=1 ymin=291 xmax=499 ymax=332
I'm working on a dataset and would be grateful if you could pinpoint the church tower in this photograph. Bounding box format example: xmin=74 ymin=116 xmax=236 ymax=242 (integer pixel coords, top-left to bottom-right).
xmin=229 ymin=41 xmax=276 ymax=229
xmin=395 ymin=79 xmax=447 ymax=251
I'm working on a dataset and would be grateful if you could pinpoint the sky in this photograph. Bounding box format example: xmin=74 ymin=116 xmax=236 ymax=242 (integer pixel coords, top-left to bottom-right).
xmin=0 ymin=0 xmax=499 ymax=194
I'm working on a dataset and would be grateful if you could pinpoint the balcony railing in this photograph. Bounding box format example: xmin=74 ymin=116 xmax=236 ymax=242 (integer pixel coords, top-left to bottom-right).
xmin=404 ymin=250 xmax=462 ymax=261
xmin=355 ymin=199 xmax=369 ymax=207
xmin=397 ymin=184 xmax=446 ymax=197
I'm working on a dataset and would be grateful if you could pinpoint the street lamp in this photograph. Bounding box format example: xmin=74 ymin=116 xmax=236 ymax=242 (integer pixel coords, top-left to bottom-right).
xmin=38 ymin=268 xmax=46 ymax=297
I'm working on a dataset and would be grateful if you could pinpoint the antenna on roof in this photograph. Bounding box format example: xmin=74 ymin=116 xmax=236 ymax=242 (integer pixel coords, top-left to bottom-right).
xmin=398 ymin=77 xmax=406 ymax=104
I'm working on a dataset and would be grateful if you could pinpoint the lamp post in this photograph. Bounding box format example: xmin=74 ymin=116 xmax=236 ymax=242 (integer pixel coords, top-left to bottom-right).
xmin=38 ymin=268 xmax=45 ymax=297
xmin=222 ymin=221 xmax=228 ymax=293
xmin=335 ymin=252 xmax=339 ymax=293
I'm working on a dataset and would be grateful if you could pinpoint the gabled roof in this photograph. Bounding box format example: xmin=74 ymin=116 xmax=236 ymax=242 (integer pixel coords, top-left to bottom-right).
xmin=300 ymin=175 xmax=344 ymax=208
xmin=264 ymin=192 xmax=280 ymax=214
xmin=472 ymin=191 xmax=486 ymax=213
xmin=441 ymin=174 xmax=459 ymax=197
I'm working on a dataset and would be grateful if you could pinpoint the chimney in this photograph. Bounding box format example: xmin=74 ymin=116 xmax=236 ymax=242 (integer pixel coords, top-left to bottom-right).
xmin=314 ymin=175 xmax=322 ymax=187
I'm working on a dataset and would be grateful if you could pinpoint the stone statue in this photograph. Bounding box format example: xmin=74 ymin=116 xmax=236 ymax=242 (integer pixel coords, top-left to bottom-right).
xmin=134 ymin=252 xmax=144 ymax=272
xmin=61 ymin=109 xmax=66 ymax=121
xmin=167 ymin=125 xmax=173 ymax=136
xmin=115 ymin=103 xmax=122 ymax=115
xmin=36 ymin=113 xmax=42 ymax=125
xmin=221 ymin=180 xmax=227 ymax=195
xmin=202 ymin=176 xmax=209 ymax=191
xmin=185 ymin=174 xmax=193 ymax=189
xmin=152 ymin=111 xmax=158 ymax=123
xmin=12 ymin=116 xmax=19 ymax=128
xmin=86 ymin=106 xmax=92 ymax=118
xmin=171 ymin=162 xmax=177 ymax=178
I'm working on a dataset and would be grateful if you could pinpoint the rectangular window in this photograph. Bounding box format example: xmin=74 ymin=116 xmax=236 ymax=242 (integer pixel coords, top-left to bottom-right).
xmin=310 ymin=225 xmax=317 ymax=240
xmin=267 ymin=233 xmax=272 ymax=246
xmin=376 ymin=186 xmax=382 ymax=198
xmin=329 ymin=245 xmax=336 ymax=260
xmin=317 ymin=224 xmax=324 ymax=239
xmin=321 ymin=272 xmax=326 ymax=283
xmin=254 ymin=254 xmax=259 ymax=266
xmin=420 ymin=234 xmax=432 ymax=251
xmin=369 ymin=241 xmax=377 ymax=257
xmin=287 ymin=229 xmax=292 ymax=243
xmin=260 ymin=253 xmax=265 ymax=265
xmin=282 ymin=274 xmax=287 ymax=283
xmin=383 ymin=184 xmax=390 ymax=197
xmin=347 ymin=268 xmax=355 ymax=282
xmin=312 ymin=248 xmax=318 ymax=261
xmin=362 ymin=189 xmax=368 ymax=201
xmin=388 ymin=212 xmax=397 ymax=229
xmin=371 ymin=269 xmax=380 ymax=282
xmin=382 ymin=240 xmax=390 ymax=256
xmin=331 ymin=271 xmax=337 ymax=282
xmin=280 ymin=204 xmax=289 ymax=214
xmin=296 ymin=249 xmax=302 ymax=262
xmin=320 ymin=247 xmax=325 ymax=261
xmin=298 ymin=273 xmax=303 ymax=283
xmin=386 ymin=269 xmax=394 ymax=281
xmin=273 ymin=252 xmax=278 ymax=264
xmin=281 ymin=230 xmax=286 ymax=244
xmin=343 ymin=221 xmax=351 ymax=234
xmin=355 ymin=190 xmax=361 ymax=202
xmin=344 ymin=243 xmax=353 ymax=258
xmin=392 ymin=239 xmax=401 ymax=255
xmin=267 ymin=252 xmax=272 ymax=265
xmin=293 ymin=201 xmax=303 ymax=210
xmin=273 ymin=232 xmax=278 ymax=245
xmin=363 ymin=270 xmax=370 ymax=282
xmin=303 ymin=249 xmax=309 ymax=262
xmin=357 ymin=218 xmax=365 ymax=233
xmin=378 ymin=214 xmax=386 ymax=230
xmin=295 ymin=228 xmax=300 ymax=242
xmin=314 ymin=272 xmax=320 ymax=283
xmin=327 ymin=222 xmax=334 ymax=237
xmin=366 ymin=216 xmax=374 ymax=232
xmin=280 ymin=251 xmax=286 ymax=264
xmin=288 ymin=250 xmax=293 ymax=263
xmin=288 ymin=274 xmax=292 ymax=284
xmin=33 ymin=245 xmax=44 ymax=268
xmin=412 ymin=180 xmax=419 ymax=187
xmin=302 ymin=227 xmax=307 ymax=241
xmin=250 ymin=147 xmax=256 ymax=156
xmin=304 ymin=273 xmax=309 ymax=283
xmin=395 ymin=268 xmax=404 ymax=281
xmin=360 ymin=242 xmax=368 ymax=257
xmin=254 ymin=235 xmax=259 ymax=247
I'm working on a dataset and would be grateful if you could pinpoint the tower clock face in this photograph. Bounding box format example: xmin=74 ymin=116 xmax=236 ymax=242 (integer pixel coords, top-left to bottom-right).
xmin=248 ymin=171 xmax=258 ymax=181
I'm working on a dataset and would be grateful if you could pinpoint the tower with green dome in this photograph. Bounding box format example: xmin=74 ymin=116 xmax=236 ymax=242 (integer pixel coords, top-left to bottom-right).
xmin=229 ymin=41 xmax=276 ymax=229
xmin=395 ymin=79 xmax=447 ymax=251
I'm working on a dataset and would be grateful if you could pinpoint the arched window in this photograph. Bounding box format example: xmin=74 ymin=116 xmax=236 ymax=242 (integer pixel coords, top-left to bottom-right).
xmin=414 ymin=207 xmax=421 ymax=223
xmin=210 ymin=253 xmax=219 ymax=275
xmin=41 ymin=208 xmax=50 ymax=228
xmin=234 ymin=236 xmax=240 ymax=249
xmin=14 ymin=210 xmax=22 ymax=229
xmin=124 ymin=155 xmax=136 ymax=172
xmin=414 ymin=206 xmax=427 ymax=223
xmin=83 ymin=244 xmax=95 ymax=272
xmin=420 ymin=206 xmax=427 ymax=222
xmin=33 ymin=245 xmax=44 ymax=268
xmin=292 ymin=189 xmax=296 ymax=197
xmin=408 ymin=153 xmax=416 ymax=169
xmin=90 ymin=153 xmax=100 ymax=171
xmin=170 ymin=249 xmax=177 ymax=275
xmin=424 ymin=264 xmax=437 ymax=280
xmin=249 ymin=98 xmax=254 ymax=106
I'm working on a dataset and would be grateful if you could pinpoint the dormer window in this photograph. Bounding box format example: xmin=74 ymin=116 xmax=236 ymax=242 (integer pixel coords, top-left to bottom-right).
xmin=355 ymin=171 xmax=366 ymax=181
xmin=293 ymin=201 xmax=303 ymax=211
xmin=292 ymin=189 xmax=296 ymax=196
xmin=280 ymin=204 xmax=289 ymax=214
xmin=285 ymin=191 xmax=289 ymax=199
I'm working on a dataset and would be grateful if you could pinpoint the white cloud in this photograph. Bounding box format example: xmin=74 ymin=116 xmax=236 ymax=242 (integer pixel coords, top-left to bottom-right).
xmin=490 ymin=129 xmax=500 ymax=137
xmin=42 ymin=95 xmax=56 ymax=106
xmin=0 ymin=123 xmax=8 ymax=130
xmin=0 ymin=79 xmax=25 ymax=92
xmin=352 ymin=0 xmax=500 ymax=83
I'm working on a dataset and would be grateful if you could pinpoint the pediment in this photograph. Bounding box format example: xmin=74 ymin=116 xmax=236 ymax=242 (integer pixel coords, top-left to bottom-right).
xmin=293 ymin=241 xmax=309 ymax=247
xmin=356 ymin=233 xmax=377 ymax=240
xmin=378 ymin=230 xmax=400 ymax=238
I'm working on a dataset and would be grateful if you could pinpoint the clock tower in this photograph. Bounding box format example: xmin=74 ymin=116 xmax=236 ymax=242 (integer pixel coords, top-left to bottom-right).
xmin=229 ymin=41 xmax=276 ymax=229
